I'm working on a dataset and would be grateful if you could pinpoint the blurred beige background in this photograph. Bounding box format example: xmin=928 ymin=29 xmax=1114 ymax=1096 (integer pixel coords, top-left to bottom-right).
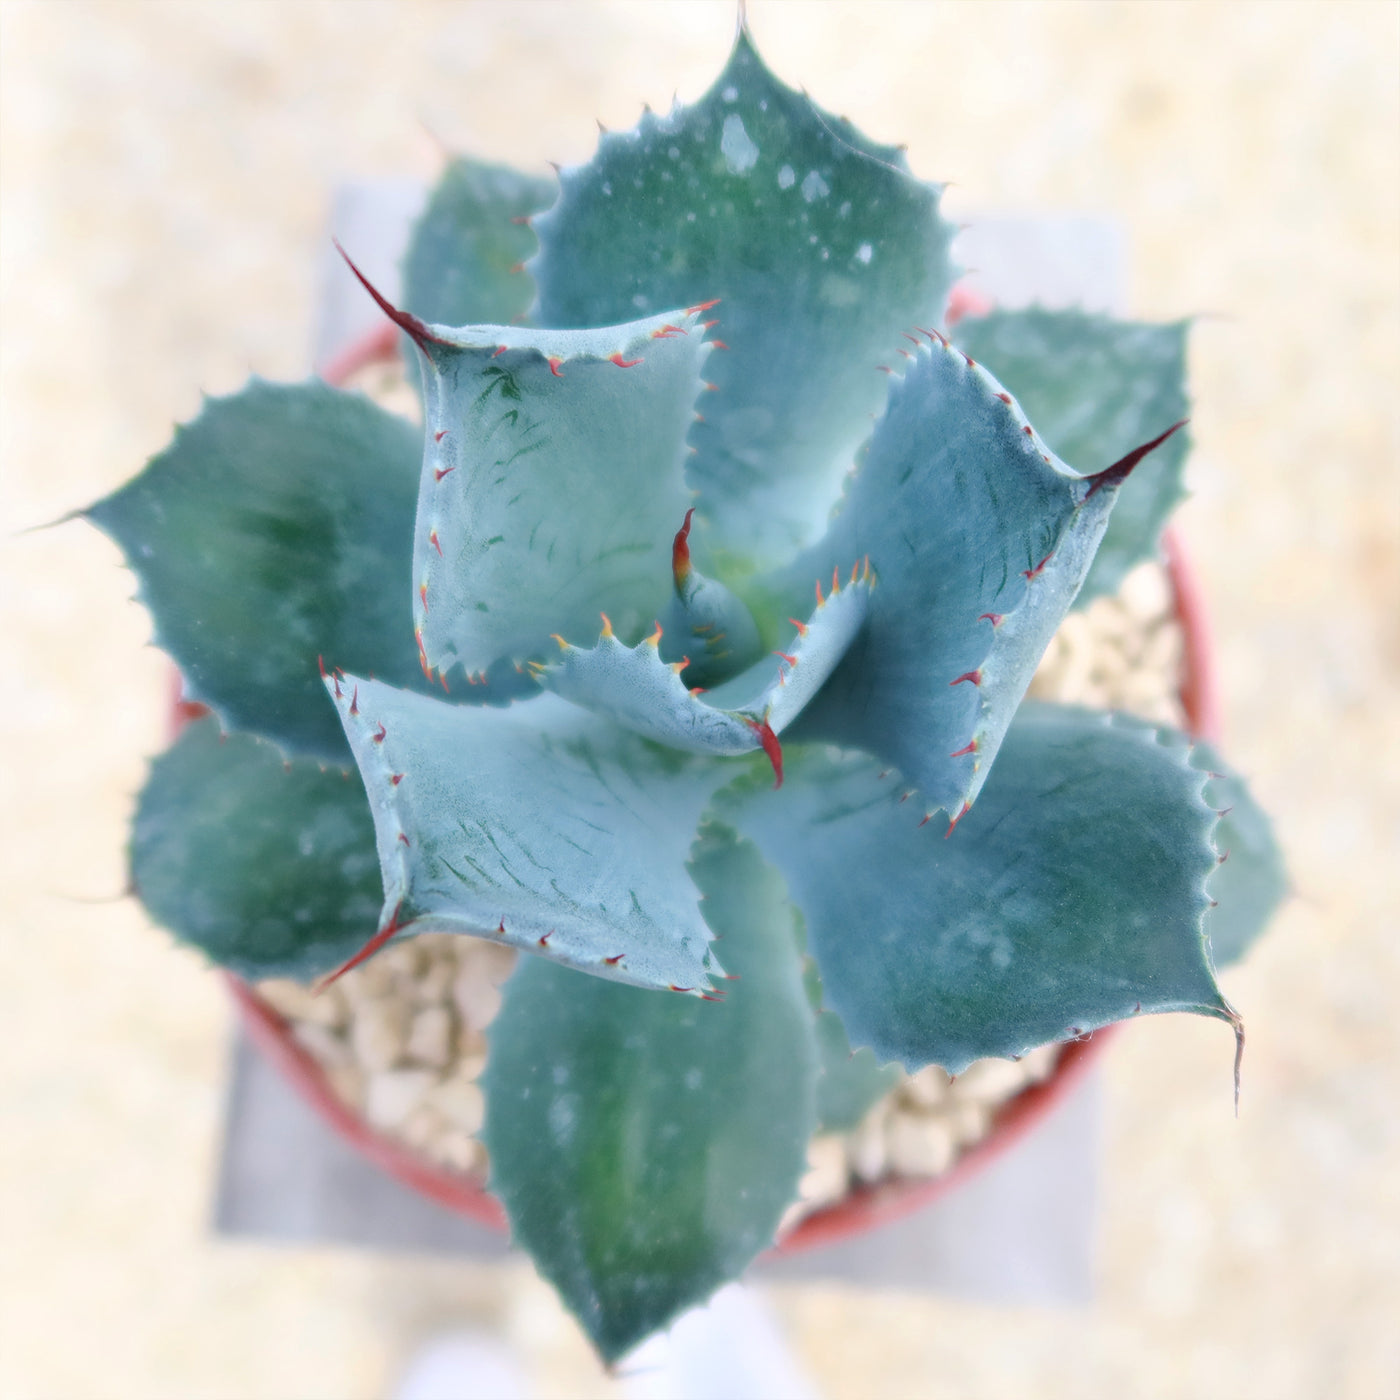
xmin=2 ymin=1 xmax=1396 ymax=1396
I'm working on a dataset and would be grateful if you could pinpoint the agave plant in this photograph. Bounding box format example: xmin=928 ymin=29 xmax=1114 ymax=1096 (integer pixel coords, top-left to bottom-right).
xmin=85 ymin=22 xmax=1283 ymax=1363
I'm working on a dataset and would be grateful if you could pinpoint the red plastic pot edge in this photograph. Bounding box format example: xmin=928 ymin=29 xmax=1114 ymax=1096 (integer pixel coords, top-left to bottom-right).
xmin=216 ymin=327 xmax=1223 ymax=1254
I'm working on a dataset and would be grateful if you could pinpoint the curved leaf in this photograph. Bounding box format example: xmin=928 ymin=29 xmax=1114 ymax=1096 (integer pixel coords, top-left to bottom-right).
xmin=776 ymin=337 xmax=1175 ymax=820
xmin=328 ymin=678 xmax=725 ymax=992
xmin=953 ymin=309 xmax=1190 ymax=604
xmin=658 ymin=509 xmax=764 ymax=686
xmin=482 ymin=823 xmax=817 ymax=1364
xmin=531 ymin=28 xmax=955 ymax=564
xmin=721 ymin=705 xmax=1240 ymax=1073
xmin=538 ymin=571 xmax=871 ymax=765
xmin=131 ymin=719 xmax=380 ymax=981
xmin=1195 ymin=741 xmax=1288 ymax=968
xmin=401 ymin=156 xmax=555 ymax=328
xmin=803 ymin=953 xmax=900 ymax=1133
xmin=406 ymin=307 xmax=715 ymax=678
xmin=87 ymin=380 xmax=427 ymax=760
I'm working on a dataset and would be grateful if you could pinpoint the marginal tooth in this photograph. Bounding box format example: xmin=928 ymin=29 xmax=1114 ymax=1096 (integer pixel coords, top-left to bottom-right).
xmin=550 ymin=633 xmax=570 ymax=651
xmin=599 ymin=612 xmax=614 ymax=638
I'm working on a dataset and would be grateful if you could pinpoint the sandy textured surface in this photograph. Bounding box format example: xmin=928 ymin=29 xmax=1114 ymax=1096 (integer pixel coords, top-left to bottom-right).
xmin=2 ymin=2 xmax=1397 ymax=1396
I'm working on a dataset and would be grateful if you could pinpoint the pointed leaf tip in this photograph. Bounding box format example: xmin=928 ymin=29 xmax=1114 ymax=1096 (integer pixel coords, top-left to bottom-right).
xmin=332 ymin=238 xmax=448 ymax=356
xmin=1084 ymin=418 xmax=1190 ymax=499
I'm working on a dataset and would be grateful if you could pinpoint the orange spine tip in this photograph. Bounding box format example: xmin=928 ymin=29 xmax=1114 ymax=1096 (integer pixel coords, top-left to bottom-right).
xmin=434 ymin=429 xmax=448 ymax=442
xmin=815 ymin=578 xmax=825 ymax=605
xmin=685 ymin=298 xmax=721 ymax=314
xmin=831 ymin=565 xmax=841 ymax=593
xmin=372 ymin=723 xmax=387 ymax=743
xmin=492 ymin=345 xmax=508 ymax=358
xmin=434 ymin=466 xmax=455 ymax=481
xmin=645 ymin=620 xmax=663 ymax=646
xmin=945 ymin=801 xmax=972 ymax=838
xmin=599 ymin=612 xmax=613 ymax=637
xmin=788 ymin=617 xmax=808 ymax=636
xmin=949 ymin=740 xmax=978 ymax=758
xmin=689 ymin=685 xmax=707 ymax=696
xmin=950 ymin=670 xmax=982 ymax=687
xmin=349 ymin=685 xmax=359 ymax=716
xmin=547 ymin=356 xmax=564 ymax=376
xmin=390 ymin=772 xmax=404 ymax=785
xmin=397 ymin=832 xmax=410 ymax=846
xmin=419 ymin=583 xmax=429 ymax=612
xmin=670 ymin=656 xmax=690 ymax=674
xmin=773 ymin=650 xmax=798 ymax=666
xmin=703 ymin=381 xmax=719 ymax=392
xmin=550 ymin=633 xmax=569 ymax=651
xmin=429 ymin=529 xmax=442 ymax=557
xmin=605 ymin=953 xmax=625 ymax=966
xmin=609 ymin=352 xmax=643 ymax=367
xmin=709 ymin=339 xmax=729 ymax=350
xmin=850 ymin=560 xmax=860 ymax=584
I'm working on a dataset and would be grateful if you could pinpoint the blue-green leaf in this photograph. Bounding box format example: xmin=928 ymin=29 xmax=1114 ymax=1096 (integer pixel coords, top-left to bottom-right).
xmin=775 ymin=337 xmax=1180 ymax=820
xmin=401 ymin=157 xmax=555 ymax=329
xmin=131 ymin=718 xmax=380 ymax=981
xmin=1196 ymin=741 xmax=1288 ymax=968
xmin=538 ymin=571 xmax=871 ymax=770
xmin=86 ymin=380 xmax=428 ymax=760
xmin=658 ymin=509 xmax=764 ymax=686
xmin=953 ymin=309 xmax=1190 ymax=605
xmin=721 ymin=704 xmax=1244 ymax=1073
xmin=802 ymin=953 xmax=900 ymax=1133
xmin=405 ymin=307 xmax=715 ymax=679
xmin=327 ymin=678 xmax=725 ymax=992
xmin=482 ymin=823 xmax=817 ymax=1364
xmin=531 ymin=28 xmax=955 ymax=565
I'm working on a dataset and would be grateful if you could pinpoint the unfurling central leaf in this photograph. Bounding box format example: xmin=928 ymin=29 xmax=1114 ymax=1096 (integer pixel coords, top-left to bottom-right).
xmin=538 ymin=564 xmax=873 ymax=782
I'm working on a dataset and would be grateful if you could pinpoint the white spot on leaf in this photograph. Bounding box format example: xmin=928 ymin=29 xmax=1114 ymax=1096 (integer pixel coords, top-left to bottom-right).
xmin=720 ymin=114 xmax=759 ymax=175
xmin=856 ymin=242 xmax=874 ymax=265
xmin=800 ymin=170 xmax=830 ymax=203
xmin=777 ymin=164 xmax=795 ymax=190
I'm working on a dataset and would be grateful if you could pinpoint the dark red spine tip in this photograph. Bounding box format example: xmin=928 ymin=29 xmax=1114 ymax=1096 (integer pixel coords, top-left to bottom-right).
xmin=1085 ymin=418 xmax=1189 ymax=499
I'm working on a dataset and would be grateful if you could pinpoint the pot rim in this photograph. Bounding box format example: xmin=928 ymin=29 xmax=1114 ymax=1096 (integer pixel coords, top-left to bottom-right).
xmin=222 ymin=322 xmax=1223 ymax=1255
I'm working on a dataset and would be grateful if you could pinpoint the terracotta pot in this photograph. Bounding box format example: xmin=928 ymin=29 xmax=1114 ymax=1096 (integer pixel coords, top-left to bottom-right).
xmin=218 ymin=326 xmax=1223 ymax=1254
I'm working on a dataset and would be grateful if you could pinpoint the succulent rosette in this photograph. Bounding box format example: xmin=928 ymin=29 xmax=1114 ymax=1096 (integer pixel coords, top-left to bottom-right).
xmin=86 ymin=27 xmax=1283 ymax=1362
